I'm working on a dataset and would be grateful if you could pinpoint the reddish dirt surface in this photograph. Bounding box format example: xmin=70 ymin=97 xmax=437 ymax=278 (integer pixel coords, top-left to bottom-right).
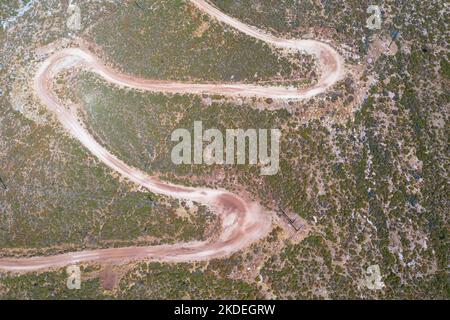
xmin=0 ymin=0 xmax=346 ymax=273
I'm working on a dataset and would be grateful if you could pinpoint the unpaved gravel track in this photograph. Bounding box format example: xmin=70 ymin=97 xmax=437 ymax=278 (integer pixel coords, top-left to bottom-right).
xmin=0 ymin=0 xmax=345 ymax=273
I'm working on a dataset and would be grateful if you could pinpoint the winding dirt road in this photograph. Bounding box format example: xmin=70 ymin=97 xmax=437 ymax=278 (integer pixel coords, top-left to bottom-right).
xmin=0 ymin=0 xmax=345 ymax=273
